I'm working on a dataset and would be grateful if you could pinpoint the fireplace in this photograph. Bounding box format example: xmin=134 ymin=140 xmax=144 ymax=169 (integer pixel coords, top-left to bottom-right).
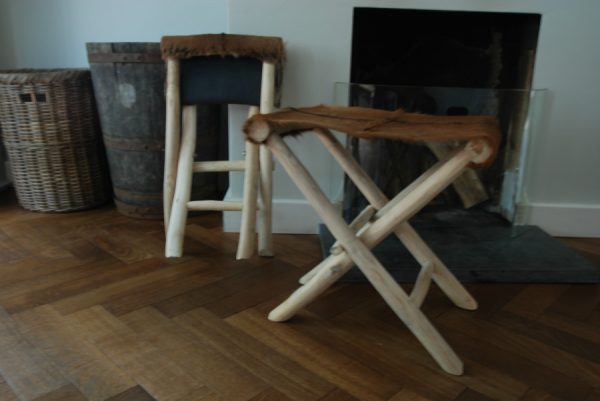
xmin=344 ymin=8 xmax=541 ymax=223
xmin=319 ymin=7 xmax=599 ymax=283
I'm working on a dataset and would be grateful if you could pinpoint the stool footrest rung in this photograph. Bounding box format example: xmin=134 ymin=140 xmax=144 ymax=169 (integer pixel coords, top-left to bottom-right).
xmin=193 ymin=160 xmax=246 ymax=173
xmin=187 ymin=200 xmax=244 ymax=211
xmin=409 ymin=262 xmax=434 ymax=307
xmin=164 ymin=51 xmax=278 ymax=260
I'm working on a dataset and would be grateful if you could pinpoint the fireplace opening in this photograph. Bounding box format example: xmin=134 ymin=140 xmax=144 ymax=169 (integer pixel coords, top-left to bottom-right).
xmin=351 ymin=8 xmax=541 ymax=90
xmin=345 ymin=8 xmax=541 ymax=222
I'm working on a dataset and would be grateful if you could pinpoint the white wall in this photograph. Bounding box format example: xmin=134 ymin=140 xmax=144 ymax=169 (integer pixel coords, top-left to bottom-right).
xmin=0 ymin=0 xmax=228 ymax=212
xmin=227 ymin=0 xmax=600 ymax=237
xmin=0 ymin=0 xmax=227 ymax=68
xmin=0 ymin=1 xmax=15 ymax=69
xmin=1 ymin=0 xmax=598 ymax=236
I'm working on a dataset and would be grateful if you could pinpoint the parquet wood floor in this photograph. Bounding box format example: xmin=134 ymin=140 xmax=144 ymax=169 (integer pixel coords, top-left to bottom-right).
xmin=0 ymin=190 xmax=598 ymax=401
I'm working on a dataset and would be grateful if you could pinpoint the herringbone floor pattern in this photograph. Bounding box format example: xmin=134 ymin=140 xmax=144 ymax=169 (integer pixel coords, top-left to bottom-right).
xmin=0 ymin=190 xmax=599 ymax=401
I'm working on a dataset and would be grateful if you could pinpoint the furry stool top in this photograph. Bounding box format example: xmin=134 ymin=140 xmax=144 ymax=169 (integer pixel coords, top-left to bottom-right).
xmin=160 ymin=33 xmax=285 ymax=63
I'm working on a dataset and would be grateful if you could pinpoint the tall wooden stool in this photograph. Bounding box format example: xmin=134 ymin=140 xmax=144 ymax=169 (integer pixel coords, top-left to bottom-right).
xmin=244 ymin=105 xmax=500 ymax=375
xmin=161 ymin=34 xmax=284 ymax=259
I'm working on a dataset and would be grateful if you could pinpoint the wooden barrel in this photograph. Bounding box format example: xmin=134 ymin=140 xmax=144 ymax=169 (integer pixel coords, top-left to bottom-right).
xmin=87 ymin=42 xmax=225 ymax=218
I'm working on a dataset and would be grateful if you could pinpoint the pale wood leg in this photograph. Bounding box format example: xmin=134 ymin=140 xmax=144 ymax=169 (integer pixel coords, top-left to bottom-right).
xmin=258 ymin=145 xmax=273 ymax=256
xmin=163 ymin=58 xmax=181 ymax=231
xmin=165 ymin=105 xmax=197 ymax=258
xmin=236 ymin=106 xmax=261 ymax=260
xmin=270 ymin=252 xmax=350 ymax=321
xmin=266 ymin=134 xmax=464 ymax=375
xmin=257 ymin=62 xmax=276 ymax=257
xmin=329 ymin=205 xmax=376 ymax=255
xmin=313 ymin=129 xmax=477 ymax=310
xmin=299 ymin=258 xmax=330 ymax=285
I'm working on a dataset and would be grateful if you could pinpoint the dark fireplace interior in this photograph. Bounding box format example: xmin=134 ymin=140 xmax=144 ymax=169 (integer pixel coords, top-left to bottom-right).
xmin=351 ymin=8 xmax=541 ymax=89
xmin=345 ymin=8 xmax=541 ymax=221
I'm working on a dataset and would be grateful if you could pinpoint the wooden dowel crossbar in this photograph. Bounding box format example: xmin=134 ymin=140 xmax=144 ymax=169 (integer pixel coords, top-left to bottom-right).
xmin=236 ymin=106 xmax=261 ymax=260
xmin=330 ymin=204 xmax=376 ymax=255
xmin=187 ymin=200 xmax=244 ymax=211
xmin=192 ymin=160 xmax=246 ymax=173
xmin=165 ymin=105 xmax=197 ymax=257
xmin=409 ymin=261 xmax=433 ymax=308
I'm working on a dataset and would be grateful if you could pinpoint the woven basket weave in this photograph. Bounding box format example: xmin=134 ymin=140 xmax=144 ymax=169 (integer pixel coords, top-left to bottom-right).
xmin=0 ymin=69 xmax=110 ymax=212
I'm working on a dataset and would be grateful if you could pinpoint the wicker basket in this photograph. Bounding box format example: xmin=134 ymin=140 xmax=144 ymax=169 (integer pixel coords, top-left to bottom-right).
xmin=0 ymin=69 xmax=110 ymax=212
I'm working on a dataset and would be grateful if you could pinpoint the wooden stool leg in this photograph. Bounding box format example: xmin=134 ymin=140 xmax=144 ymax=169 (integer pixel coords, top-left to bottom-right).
xmin=258 ymin=145 xmax=273 ymax=256
xmin=348 ymin=240 xmax=464 ymax=375
xmin=163 ymin=58 xmax=181 ymax=231
xmin=270 ymin=253 xmax=349 ymax=321
xmin=237 ymin=107 xmax=261 ymax=260
xmin=165 ymin=105 xmax=197 ymax=257
xmin=266 ymin=134 xmax=464 ymax=375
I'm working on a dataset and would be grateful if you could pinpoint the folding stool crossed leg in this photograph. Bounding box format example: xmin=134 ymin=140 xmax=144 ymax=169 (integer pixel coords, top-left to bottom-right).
xmin=244 ymin=105 xmax=500 ymax=375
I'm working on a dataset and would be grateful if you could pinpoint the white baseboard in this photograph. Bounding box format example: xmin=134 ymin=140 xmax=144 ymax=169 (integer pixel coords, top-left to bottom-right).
xmin=521 ymin=203 xmax=600 ymax=238
xmin=224 ymin=197 xmax=600 ymax=238
xmin=223 ymin=198 xmax=325 ymax=234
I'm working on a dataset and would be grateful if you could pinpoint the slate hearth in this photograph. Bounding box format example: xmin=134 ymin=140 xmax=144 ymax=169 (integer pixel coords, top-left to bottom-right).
xmin=319 ymin=210 xmax=600 ymax=283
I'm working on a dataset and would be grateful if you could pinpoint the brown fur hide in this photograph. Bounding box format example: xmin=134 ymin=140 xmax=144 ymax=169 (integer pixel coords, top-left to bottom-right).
xmin=160 ymin=33 xmax=285 ymax=63
xmin=244 ymin=105 xmax=501 ymax=168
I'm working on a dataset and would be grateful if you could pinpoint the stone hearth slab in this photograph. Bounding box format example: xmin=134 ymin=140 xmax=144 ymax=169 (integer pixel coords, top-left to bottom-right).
xmin=318 ymin=210 xmax=600 ymax=283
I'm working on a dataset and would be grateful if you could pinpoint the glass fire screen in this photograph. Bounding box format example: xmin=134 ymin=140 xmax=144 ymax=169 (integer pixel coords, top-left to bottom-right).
xmin=333 ymin=83 xmax=548 ymax=224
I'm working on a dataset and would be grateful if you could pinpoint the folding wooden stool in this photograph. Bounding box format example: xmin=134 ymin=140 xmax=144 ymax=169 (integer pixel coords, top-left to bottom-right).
xmin=161 ymin=34 xmax=284 ymax=259
xmin=244 ymin=105 xmax=500 ymax=375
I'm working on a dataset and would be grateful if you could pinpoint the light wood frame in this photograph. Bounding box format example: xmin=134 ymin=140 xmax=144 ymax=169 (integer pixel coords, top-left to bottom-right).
xmin=254 ymin=128 xmax=491 ymax=375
